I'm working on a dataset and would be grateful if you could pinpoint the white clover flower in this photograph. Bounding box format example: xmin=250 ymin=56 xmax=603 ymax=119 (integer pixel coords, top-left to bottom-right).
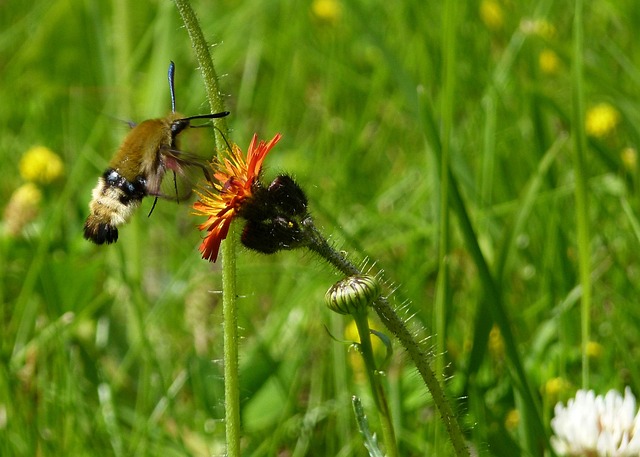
xmin=551 ymin=387 xmax=640 ymax=456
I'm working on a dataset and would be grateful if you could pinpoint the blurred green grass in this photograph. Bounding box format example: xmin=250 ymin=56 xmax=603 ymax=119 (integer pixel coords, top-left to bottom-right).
xmin=2 ymin=0 xmax=640 ymax=455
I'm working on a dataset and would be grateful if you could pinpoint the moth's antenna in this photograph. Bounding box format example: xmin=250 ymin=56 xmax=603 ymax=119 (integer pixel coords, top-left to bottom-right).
xmin=168 ymin=61 xmax=177 ymax=113
xmin=148 ymin=197 xmax=159 ymax=217
xmin=183 ymin=112 xmax=230 ymax=121
xmin=213 ymin=125 xmax=234 ymax=152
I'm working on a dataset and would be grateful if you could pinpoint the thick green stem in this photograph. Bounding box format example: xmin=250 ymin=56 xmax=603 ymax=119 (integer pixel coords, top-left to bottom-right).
xmin=303 ymin=218 xmax=469 ymax=456
xmin=434 ymin=0 xmax=456 ymax=448
xmin=220 ymin=222 xmax=240 ymax=455
xmin=173 ymin=2 xmax=239 ymax=456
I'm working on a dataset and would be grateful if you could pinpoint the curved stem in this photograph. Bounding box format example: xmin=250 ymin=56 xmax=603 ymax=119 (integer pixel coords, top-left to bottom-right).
xmin=303 ymin=218 xmax=469 ymax=456
xmin=371 ymin=296 xmax=467 ymax=457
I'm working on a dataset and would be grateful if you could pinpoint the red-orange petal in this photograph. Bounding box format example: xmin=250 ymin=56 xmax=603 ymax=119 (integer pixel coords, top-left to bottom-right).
xmin=194 ymin=133 xmax=282 ymax=262
xmin=198 ymin=216 xmax=233 ymax=262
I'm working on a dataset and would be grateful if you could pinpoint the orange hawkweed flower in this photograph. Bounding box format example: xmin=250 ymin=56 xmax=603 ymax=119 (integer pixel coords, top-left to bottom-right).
xmin=194 ymin=133 xmax=282 ymax=262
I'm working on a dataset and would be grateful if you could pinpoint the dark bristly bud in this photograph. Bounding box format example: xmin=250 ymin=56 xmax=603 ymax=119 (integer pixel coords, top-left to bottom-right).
xmin=325 ymin=275 xmax=382 ymax=315
xmin=239 ymin=175 xmax=308 ymax=223
xmin=267 ymin=175 xmax=308 ymax=216
xmin=237 ymin=182 xmax=272 ymax=222
xmin=241 ymin=217 xmax=306 ymax=254
xmin=241 ymin=220 xmax=279 ymax=254
xmin=239 ymin=174 xmax=311 ymax=256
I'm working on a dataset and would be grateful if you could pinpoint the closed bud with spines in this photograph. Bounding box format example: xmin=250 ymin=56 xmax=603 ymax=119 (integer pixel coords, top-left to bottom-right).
xmin=325 ymin=275 xmax=381 ymax=315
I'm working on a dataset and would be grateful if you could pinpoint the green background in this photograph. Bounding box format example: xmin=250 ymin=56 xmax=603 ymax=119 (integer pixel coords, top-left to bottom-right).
xmin=2 ymin=0 xmax=640 ymax=455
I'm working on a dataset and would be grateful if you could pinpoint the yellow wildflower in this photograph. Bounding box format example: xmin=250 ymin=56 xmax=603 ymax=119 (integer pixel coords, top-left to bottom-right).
xmin=488 ymin=324 xmax=505 ymax=360
xmin=621 ymin=147 xmax=637 ymax=172
xmin=344 ymin=318 xmax=385 ymax=380
xmin=3 ymin=183 xmax=42 ymax=236
xmin=539 ymin=48 xmax=560 ymax=75
xmin=545 ymin=377 xmax=570 ymax=404
xmin=586 ymin=103 xmax=620 ymax=138
xmin=521 ymin=19 xmax=556 ymax=39
xmin=19 ymin=146 xmax=64 ymax=184
xmin=480 ymin=0 xmax=504 ymax=31
xmin=345 ymin=318 xmax=384 ymax=356
xmin=312 ymin=0 xmax=342 ymax=24
xmin=505 ymin=409 xmax=520 ymax=431
xmin=585 ymin=340 xmax=603 ymax=359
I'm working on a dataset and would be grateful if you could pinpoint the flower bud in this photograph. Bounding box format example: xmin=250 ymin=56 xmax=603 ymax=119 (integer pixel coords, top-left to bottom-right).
xmin=239 ymin=175 xmax=310 ymax=255
xmin=325 ymin=275 xmax=381 ymax=315
xmin=267 ymin=175 xmax=308 ymax=217
xmin=241 ymin=217 xmax=306 ymax=254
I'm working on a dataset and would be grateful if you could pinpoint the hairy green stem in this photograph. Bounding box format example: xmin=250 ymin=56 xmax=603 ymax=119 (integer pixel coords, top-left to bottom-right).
xmin=220 ymin=223 xmax=240 ymax=454
xmin=303 ymin=218 xmax=469 ymax=456
xmin=174 ymin=2 xmax=239 ymax=456
xmin=371 ymin=296 xmax=468 ymax=457
xmin=174 ymin=0 xmax=229 ymax=152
